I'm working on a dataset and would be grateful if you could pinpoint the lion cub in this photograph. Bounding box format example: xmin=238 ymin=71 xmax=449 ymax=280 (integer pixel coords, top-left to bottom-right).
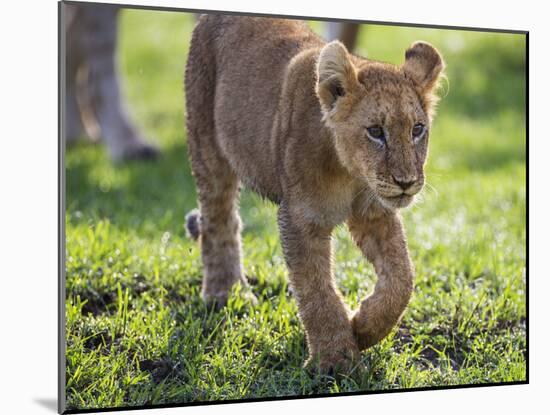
xmin=184 ymin=15 xmax=444 ymax=373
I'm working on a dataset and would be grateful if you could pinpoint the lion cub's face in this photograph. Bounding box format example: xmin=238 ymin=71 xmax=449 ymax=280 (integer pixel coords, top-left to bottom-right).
xmin=316 ymin=41 xmax=444 ymax=209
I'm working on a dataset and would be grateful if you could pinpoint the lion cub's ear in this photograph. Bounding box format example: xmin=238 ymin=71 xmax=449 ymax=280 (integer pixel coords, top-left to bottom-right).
xmin=316 ymin=41 xmax=359 ymax=114
xmin=402 ymin=41 xmax=444 ymax=93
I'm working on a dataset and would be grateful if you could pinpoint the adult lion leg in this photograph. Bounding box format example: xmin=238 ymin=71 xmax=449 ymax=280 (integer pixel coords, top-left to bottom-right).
xmin=278 ymin=204 xmax=359 ymax=374
xmin=65 ymin=5 xmax=85 ymax=143
xmin=65 ymin=85 xmax=84 ymax=142
xmin=347 ymin=210 xmax=414 ymax=350
xmin=72 ymin=5 xmax=158 ymax=161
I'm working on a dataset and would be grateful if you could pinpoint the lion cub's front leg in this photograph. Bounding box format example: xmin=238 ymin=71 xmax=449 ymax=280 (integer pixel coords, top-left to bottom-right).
xmin=278 ymin=205 xmax=360 ymax=374
xmin=348 ymin=210 xmax=414 ymax=349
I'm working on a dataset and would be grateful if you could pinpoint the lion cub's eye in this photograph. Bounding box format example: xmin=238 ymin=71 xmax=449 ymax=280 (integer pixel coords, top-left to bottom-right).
xmin=366 ymin=126 xmax=386 ymax=144
xmin=412 ymin=123 xmax=426 ymax=141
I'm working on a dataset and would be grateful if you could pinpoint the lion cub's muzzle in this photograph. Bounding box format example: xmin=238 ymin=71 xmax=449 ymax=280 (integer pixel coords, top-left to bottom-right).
xmin=392 ymin=174 xmax=417 ymax=192
xmin=376 ymin=176 xmax=424 ymax=208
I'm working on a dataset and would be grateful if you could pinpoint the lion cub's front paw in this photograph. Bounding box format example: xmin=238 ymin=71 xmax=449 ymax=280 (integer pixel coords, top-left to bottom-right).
xmin=351 ymin=308 xmax=393 ymax=350
xmin=305 ymin=343 xmax=362 ymax=376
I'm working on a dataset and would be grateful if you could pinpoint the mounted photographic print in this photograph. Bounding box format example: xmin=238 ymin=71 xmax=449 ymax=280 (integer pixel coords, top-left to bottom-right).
xmin=59 ymin=1 xmax=528 ymax=413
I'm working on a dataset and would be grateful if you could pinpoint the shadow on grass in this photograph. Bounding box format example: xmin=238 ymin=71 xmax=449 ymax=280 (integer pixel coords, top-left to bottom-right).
xmin=66 ymin=141 xmax=279 ymax=238
xmin=66 ymin=141 xmax=194 ymax=232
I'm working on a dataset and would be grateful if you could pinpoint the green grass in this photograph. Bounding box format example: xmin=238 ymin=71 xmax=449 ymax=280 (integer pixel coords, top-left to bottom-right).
xmin=64 ymin=9 xmax=527 ymax=411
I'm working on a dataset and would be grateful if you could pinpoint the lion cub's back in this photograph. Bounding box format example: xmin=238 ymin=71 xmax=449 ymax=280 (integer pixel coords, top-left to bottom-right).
xmin=194 ymin=15 xmax=324 ymax=198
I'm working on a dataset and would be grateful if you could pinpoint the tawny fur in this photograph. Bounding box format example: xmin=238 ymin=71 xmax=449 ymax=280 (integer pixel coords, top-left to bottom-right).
xmin=184 ymin=15 xmax=444 ymax=374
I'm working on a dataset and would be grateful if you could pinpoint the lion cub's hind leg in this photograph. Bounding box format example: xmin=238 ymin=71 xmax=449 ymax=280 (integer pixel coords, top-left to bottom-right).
xmin=185 ymin=16 xmax=255 ymax=308
xmin=186 ymin=157 xmax=248 ymax=308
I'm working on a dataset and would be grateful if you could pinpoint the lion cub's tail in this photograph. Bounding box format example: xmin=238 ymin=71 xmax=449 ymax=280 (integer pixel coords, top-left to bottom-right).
xmin=185 ymin=209 xmax=201 ymax=241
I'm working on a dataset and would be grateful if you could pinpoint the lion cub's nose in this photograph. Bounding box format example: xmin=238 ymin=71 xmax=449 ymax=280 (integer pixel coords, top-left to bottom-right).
xmin=392 ymin=175 xmax=417 ymax=191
